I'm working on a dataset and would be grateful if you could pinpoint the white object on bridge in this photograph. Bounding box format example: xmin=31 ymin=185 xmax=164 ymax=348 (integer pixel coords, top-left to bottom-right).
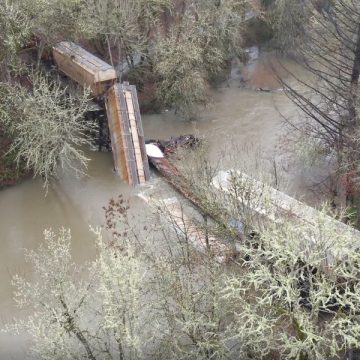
xmin=146 ymin=144 xmax=164 ymax=158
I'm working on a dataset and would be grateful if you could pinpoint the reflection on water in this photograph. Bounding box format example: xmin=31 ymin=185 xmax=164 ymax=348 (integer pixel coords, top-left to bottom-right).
xmin=0 ymin=53 xmax=312 ymax=357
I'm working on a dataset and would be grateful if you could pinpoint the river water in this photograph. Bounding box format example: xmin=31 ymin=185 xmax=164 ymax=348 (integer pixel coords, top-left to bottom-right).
xmin=0 ymin=53 xmax=317 ymax=357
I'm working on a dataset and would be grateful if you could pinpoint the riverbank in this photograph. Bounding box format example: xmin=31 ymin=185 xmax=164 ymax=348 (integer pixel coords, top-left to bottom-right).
xmin=0 ymin=130 xmax=30 ymax=189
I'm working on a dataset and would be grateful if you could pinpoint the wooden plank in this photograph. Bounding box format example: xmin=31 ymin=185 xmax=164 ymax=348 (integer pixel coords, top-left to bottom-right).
xmin=105 ymin=86 xmax=128 ymax=182
xmin=123 ymin=88 xmax=146 ymax=183
xmin=111 ymin=85 xmax=130 ymax=183
xmin=130 ymin=85 xmax=150 ymax=181
xmin=117 ymin=84 xmax=139 ymax=185
xmin=124 ymin=90 xmax=145 ymax=183
xmin=105 ymin=92 xmax=120 ymax=174
xmin=114 ymin=84 xmax=137 ymax=185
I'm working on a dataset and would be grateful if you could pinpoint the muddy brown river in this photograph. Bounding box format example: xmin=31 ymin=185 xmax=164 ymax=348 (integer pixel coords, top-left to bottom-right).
xmin=0 ymin=54 xmax=318 ymax=357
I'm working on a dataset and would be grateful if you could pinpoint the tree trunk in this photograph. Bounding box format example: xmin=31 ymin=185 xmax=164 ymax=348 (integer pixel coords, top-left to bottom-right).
xmin=60 ymin=297 xmax=96 ymax=360
xmin=349 ymin=24 xmax=360 ymax=122
xmin=346 ymin=24 xmax=360 ymax=226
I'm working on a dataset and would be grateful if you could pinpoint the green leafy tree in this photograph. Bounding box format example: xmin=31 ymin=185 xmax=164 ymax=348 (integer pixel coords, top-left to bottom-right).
xmin=0 ymin=0 xmax=32 ymax=80
xmin=0 ymin=72 xmax=92 ymax=187
xmin=78 ymin=0 xmax=171 ymax=77
xmin=263 ymin=0 xmax=311 ymax=50
xmin=154 ymin=0 xmax=248 ymax=117
xmin=19 ymin=0 xmax=84 ymax=64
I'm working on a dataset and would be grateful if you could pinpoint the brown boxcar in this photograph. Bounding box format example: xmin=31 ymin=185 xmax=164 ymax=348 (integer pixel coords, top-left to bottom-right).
xmin=105 ymin=83 xmax=150 ymax=185
xmin=53 ymin=42 xmax=117 ymax=96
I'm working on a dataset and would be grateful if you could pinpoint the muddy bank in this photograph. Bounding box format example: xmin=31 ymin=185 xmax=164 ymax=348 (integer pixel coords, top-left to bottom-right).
xmin=0 ymin=130 xmax=30 ymax=189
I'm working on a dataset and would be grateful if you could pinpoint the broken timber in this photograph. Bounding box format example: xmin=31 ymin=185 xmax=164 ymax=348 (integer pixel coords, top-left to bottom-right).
xmin=105 ymin=82 xmax=150 ymax=185
xmin=53 ymin=42 xmax=117 ymax=96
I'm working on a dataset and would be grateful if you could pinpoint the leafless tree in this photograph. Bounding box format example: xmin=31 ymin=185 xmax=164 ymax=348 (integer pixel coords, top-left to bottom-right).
xmin=275 ymin=0 xmax=360 ymax=217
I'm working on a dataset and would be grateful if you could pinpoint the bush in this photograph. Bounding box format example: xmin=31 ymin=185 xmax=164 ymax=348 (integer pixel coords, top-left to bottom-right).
xmin=5 ymin=181 xmax=360 ymax=359
xmin=0 ymin=72 xmax=93 ymax=187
